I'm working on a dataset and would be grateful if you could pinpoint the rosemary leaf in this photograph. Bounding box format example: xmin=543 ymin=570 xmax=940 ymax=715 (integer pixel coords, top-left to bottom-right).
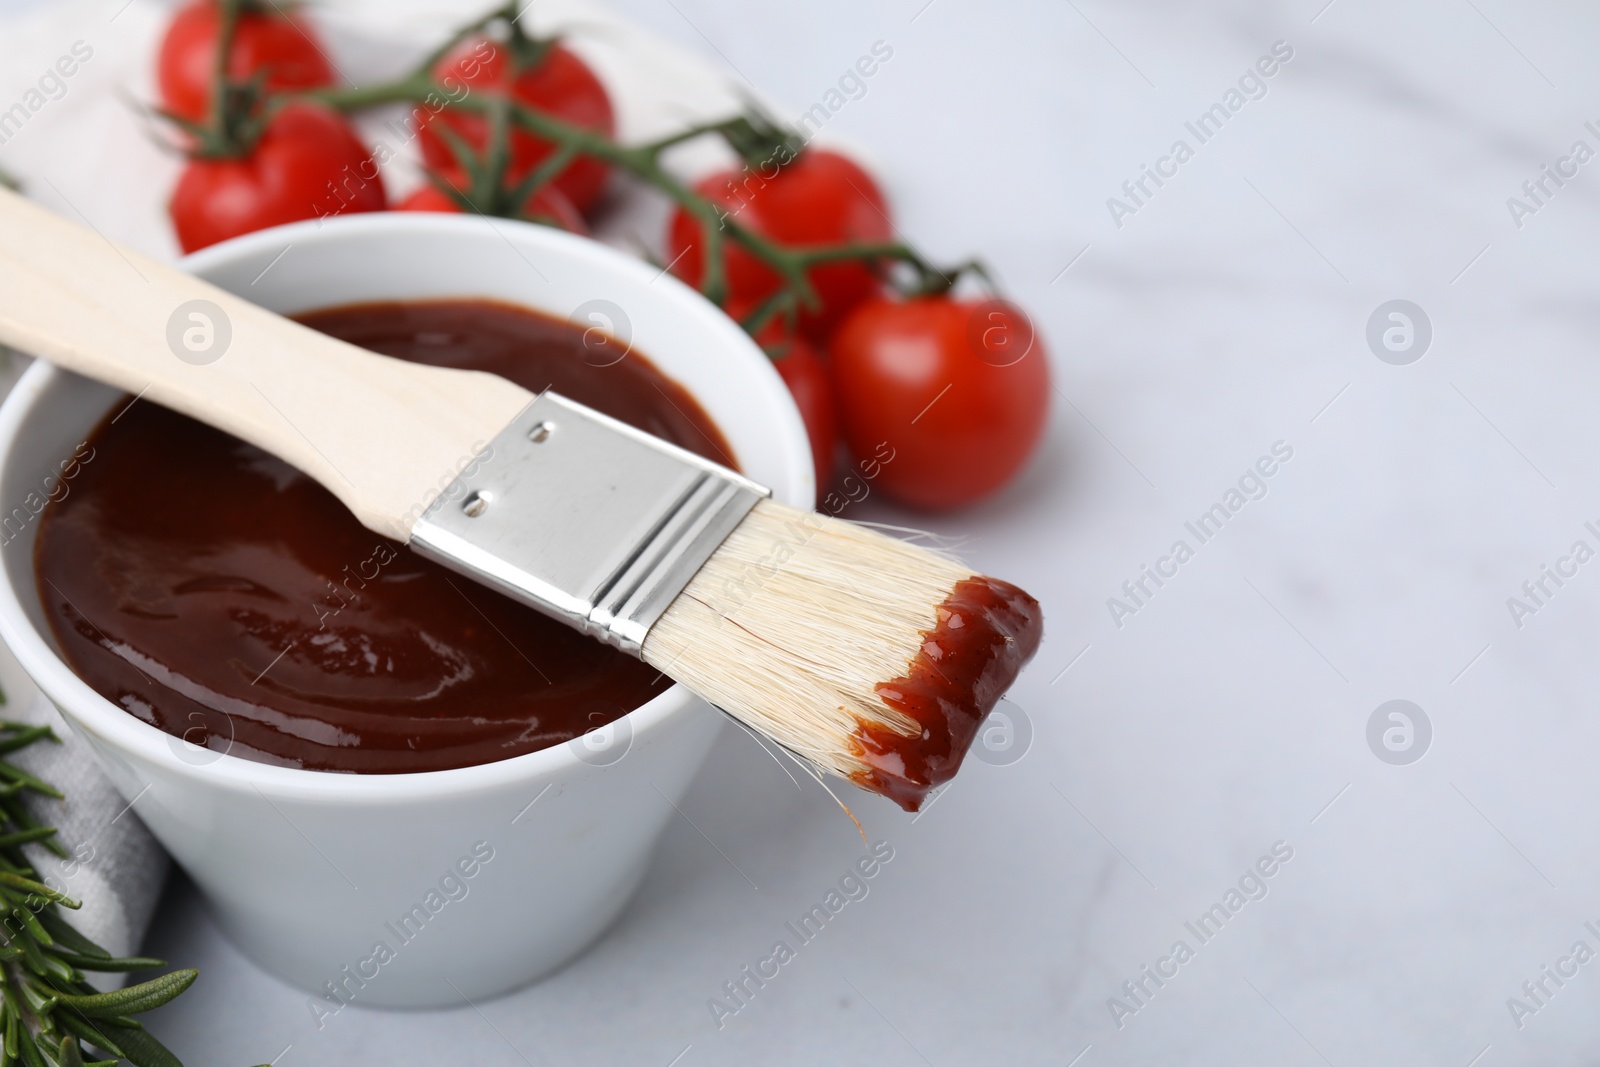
xmin=14 ymin=907 xmax=55 ymax=948
xmin=0 ymin=833 xmax=56 ymax=851
xmin=92 ymin=1026 xmax=180 ymax=1067
xmin=0 ymin=688 xmax=196 ymax=1063
xmin=0 ymin=733 xmax=55 ymax=761
xmin=44 ymin=957 xmax=161 ymax=977
xmin=14 ymin=1028 xmax=42 ymax=1067
xmin=0 ymin=876 xmax=78 ymax=912
xmin=30 ymin=919 xmax=101 ymax=962
xmin=53 ymin=1014 xmax=122 ymax=1061
xmin=0 ymin=766 xmax=62 ymax=802
xmin=53 ymin=972 xmax=196 ymax=1020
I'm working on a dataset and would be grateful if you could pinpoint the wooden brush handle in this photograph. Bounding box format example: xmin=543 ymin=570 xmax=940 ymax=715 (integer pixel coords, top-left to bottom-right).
xmin=0 ymin=188 xmax=533 ymax=540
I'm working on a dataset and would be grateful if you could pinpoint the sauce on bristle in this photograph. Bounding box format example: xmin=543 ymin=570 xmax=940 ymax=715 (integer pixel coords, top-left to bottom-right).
xmin=851 ymin=576 xmax=1043 ymax=811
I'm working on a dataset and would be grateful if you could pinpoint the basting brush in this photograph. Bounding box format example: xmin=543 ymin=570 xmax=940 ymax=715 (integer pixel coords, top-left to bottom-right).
xmin=0 ymin=189 xmax=1041 ymax=811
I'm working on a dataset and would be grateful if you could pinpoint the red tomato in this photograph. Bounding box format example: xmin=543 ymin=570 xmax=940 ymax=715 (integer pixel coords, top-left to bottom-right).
xmin=394 ymin=181 xmax=588 ymax=235
xmin=667 ymin=149 xmax=891 ymax=341
xmin=771 ymin=338 xmax=838 ymax=495
xmin=830 ymin=296 xmax=1050 ymax=510
xmin=724 ymin=300 xmax=839 ymax=494
xmin=169 ymin=103 xmax=385 ymax=253
xmin=157 ymin=0 xmax=335 ymax=123
xmin=416 ymin=39 xmax=614 ymax=214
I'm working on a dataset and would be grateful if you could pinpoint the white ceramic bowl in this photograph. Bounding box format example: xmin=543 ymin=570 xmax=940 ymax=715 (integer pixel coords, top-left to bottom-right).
xmin=0 ymin=214 xmax=812 ymax=1007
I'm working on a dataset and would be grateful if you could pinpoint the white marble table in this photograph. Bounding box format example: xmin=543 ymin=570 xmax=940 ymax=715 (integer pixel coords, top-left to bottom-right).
xmin=6 ymin=0 xmax=1600 ymax=1062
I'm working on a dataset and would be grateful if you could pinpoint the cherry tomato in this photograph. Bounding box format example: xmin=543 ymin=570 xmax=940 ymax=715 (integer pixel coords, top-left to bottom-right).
xmin=667 ymin=149 xmax=891 ymax=341
xmin=157 ymin=0 xmax=335 ymax=123
xmin=169 ymin=103 xmax=385 ymax=253
xmin=771 ymin=338 xmax=838 ymax=495
xmin=416 ymin=38 xmax=615 ymax=214
xmin=724 ymin=300 xmax=839 ymax=494
xmin=394 ymin=180 xmax=588 ymax=235
xmin=829 ymin=295 xmax=1050 ymax=510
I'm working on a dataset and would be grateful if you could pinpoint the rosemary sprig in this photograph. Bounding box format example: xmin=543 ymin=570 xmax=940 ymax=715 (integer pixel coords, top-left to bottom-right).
xmin=0 ymin=705 xmax=195 ymax=1067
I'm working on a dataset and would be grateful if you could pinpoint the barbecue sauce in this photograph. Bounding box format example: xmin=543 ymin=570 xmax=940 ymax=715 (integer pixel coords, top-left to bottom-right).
xmin=34 ymin=300 xmax=734 ymax=773
xmin=852 ymin=576 xmax=1043 ymax=811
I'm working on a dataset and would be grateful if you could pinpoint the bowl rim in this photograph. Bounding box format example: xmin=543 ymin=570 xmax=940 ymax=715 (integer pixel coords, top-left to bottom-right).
xmin=0 ymin=212 xmax=812 ymax=802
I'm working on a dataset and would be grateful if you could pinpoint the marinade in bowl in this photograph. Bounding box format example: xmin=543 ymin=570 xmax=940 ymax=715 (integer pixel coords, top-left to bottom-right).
xmin=34 ymin=300 xmax=735 ymax=773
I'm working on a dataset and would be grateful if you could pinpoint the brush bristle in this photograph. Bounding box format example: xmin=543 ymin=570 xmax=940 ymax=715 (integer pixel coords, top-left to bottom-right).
xmin=642 ymin=498 xmax=1041 ymax=811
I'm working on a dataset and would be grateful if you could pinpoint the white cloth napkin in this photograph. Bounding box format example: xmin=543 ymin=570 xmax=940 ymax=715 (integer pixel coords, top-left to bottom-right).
xmin=0 ymin=636 xmax=168 ymax=968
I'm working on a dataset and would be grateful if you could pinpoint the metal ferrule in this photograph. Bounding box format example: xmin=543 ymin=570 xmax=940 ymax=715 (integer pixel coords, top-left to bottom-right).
xmin=409 ymin=391 xmax=769 ymax=656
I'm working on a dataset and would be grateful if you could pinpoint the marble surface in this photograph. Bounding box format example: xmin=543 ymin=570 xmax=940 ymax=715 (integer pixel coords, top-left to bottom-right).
xmin=7 ymin=0 xmax=1600 ymax=1063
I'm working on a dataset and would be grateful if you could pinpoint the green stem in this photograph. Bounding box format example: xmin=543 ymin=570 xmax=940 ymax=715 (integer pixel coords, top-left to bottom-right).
xmin=738 ymin=287 xmax=797 ymax=343
xmin=504 ymin=142 xmax=579 ymax=210
xmin=638 ymin=117 xmax=748 ymax=155
xmin=479 ymin=93 xmax=513 ymax=208
xmin=307 ymin=78 xmax=436 ymax=111
xmin=287 ymin=4 xmax=995 ymax=335
xmin=206 ymin=0 xmax=241 ymax=136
